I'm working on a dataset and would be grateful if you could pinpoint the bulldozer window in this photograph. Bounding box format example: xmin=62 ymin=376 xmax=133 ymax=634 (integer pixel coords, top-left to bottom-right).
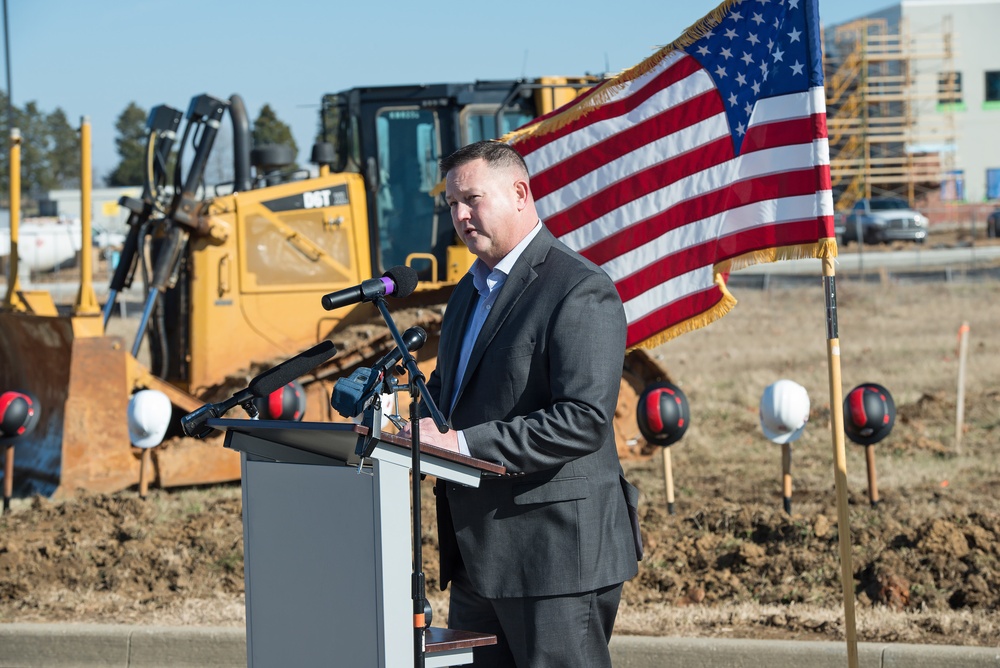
xmin=374 ymin=108 xmax=441 ymax=272
xmin=461 ymin=104 xmax=534 ymax=144
xmin=319 ymin=94 xmax=359 ymax=173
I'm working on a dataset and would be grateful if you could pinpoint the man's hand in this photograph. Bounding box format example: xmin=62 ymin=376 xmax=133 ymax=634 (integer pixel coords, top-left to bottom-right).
xmin=399 ymin=417 xmax=460 ymax=452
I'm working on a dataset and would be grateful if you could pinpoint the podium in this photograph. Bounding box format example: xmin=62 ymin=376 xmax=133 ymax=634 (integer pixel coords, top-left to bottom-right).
xmin=210 ymin=418 xmax=503 ymax=668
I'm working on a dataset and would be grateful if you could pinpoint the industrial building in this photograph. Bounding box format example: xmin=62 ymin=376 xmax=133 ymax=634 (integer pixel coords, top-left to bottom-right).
xmin=824 ymin=0 xmax=1000 ymax=217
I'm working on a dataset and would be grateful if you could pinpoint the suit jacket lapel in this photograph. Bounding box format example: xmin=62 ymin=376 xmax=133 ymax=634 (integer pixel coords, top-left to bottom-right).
xmin=451 ymin=228 xmax=554 ymax=411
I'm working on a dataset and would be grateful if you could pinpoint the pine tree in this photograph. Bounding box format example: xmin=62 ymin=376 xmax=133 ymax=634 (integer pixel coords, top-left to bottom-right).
xmin=45 ymin=108 xmax=80 ymax=189
xmin=17 ymin=101 xmax=55 ymax=197
xmin=252 ymin=104 xmax=298 ymax=166
xmin=106 ymin=102 xmax=148 ymax=186
xmin=0 ymin=95 xmax=80 ymax=205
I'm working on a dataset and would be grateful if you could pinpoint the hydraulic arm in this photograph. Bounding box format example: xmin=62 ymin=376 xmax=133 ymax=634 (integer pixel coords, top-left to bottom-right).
xmin=102 ymin=104 xmax=183 ymax=328
xmin=131 ymin=94 xmax=228 ymax=360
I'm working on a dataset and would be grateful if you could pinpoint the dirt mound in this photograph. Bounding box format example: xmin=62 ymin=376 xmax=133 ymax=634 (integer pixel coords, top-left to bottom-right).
xmin=0 ymin=490 xmax=244 ymax=621
xmin=625 ymin=488 xmax=1000 ymax=614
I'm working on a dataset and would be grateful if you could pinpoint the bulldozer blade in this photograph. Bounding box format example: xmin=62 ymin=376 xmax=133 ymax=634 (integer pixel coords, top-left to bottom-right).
xmin=0 ymin=312 xmax=244 ymax=496
xmin=61 ymin=335 xmax=140 ymax=494
xmin=152 ymin=435 xmax=240 ymax=489
xmin=0 ymin=312 xmax=138 ymax=496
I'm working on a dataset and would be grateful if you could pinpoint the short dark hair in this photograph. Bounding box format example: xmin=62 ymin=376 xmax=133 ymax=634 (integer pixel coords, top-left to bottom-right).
xmin=440 ymin=140 xmax=529 ymax=179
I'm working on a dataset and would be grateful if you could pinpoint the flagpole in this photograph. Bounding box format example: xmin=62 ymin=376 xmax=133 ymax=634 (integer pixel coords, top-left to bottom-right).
xmin=822 ymin=256 xmax=859 ymax=668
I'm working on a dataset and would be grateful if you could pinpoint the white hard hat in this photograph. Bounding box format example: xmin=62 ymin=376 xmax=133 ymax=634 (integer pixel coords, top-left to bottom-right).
xmin=127 ymin=389 xmax=172 ymax=449
xmin=759 ymin=380 xmax=810 ymax=444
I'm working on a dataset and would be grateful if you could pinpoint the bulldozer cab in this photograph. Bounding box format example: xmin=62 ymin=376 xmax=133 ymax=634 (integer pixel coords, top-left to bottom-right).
xmin=162 ymin=80 xmax=598 ymax=400
xmin=319 ymin=78 xmax=594 ymax=281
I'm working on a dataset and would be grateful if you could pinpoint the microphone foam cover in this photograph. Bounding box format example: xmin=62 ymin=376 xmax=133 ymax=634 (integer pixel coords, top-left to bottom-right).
xmin=248 ymin=340 xmax=337 ymax=397
xmin=384 ymin=265 xmax=419 ymax=299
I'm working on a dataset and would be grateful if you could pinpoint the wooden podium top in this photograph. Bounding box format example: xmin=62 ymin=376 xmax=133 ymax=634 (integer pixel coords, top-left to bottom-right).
xmin=426 ymin=627 xmax=497 ymax=652
xmin=368 ymin=427 xmax=506 ymax=475
xmin=208 ymin=418 xmax=506 ymax=476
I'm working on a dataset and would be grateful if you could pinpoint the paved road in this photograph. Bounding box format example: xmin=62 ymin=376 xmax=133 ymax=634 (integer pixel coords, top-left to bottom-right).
xmin=734 ymin=245 xmax=1000 ymax=275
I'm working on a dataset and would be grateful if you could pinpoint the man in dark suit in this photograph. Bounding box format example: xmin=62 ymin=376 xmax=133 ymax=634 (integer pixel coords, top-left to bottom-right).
xmin=404 ymin=140 xmax=639 ymax=667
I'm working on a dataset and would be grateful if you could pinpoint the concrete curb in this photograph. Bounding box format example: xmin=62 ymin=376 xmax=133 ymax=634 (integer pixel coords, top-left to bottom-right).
xmin=0 ymin=624 xmax=998 ymax=667
xmin=611 ymin=636 xmax=1000 ymax=667
xmin=0 ymin=625 xmax=246 ymax=668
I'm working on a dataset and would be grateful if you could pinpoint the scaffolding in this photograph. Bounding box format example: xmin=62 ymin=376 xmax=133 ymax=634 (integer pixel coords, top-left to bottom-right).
xmin=825 ymin=16 xmax=957 ymax=211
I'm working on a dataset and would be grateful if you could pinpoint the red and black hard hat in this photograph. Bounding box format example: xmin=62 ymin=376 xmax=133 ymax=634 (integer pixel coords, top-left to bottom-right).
xmin=0 ymin=391 xmax=40 ymax=439
xmin=636 ymin=382 xmax=690 ymax=447
xmin=843 ymin=383 xmax=896 ymax=446
xmin=252 ymin=380 xmax=306 ymax=421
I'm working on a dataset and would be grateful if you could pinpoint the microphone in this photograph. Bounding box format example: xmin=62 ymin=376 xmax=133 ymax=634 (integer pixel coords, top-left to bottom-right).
xmin=321 ymin=265 xmax=418 ymax=311
xmin=247 ymin=340 xmax=337 ymax=398
xmin=371 ymin=326 xmax=427 ymax=376
xmin=181 ymin=340 xmax=337 ymax=438
xmin=180 ymin=390 xmax=252 ymax=439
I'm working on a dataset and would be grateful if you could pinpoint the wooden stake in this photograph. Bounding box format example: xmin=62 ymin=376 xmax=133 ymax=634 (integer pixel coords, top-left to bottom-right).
xmin=865 ymin=445 xmax=879 ymax=508
xmin=662 ymin=446 xmax=675 ymax=515
xmin=955 ymin=322 xmax=970 ymax=455
xmin=138 ymin=449 xmax=152 ymax=498
xmin=2 ymin=444 xmax=12 ymax=514
xmin=782 ymin=443 xmax=792 ymax=515
xmin=823 ymin=256 xmax=860 ymax=668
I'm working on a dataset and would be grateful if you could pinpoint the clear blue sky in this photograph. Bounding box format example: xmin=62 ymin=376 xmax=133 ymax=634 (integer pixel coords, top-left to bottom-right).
xmin=6 ymin=0 xmax=886 ymax=182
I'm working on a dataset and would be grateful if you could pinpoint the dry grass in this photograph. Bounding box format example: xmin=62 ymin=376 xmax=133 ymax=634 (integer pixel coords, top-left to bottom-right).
xmin=642 ymin=278 xmax=1000 ymax=500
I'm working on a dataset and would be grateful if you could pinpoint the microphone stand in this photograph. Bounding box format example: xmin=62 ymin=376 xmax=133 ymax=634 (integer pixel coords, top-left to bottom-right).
xmin=369 ymin=295 xmax=447 ymax=668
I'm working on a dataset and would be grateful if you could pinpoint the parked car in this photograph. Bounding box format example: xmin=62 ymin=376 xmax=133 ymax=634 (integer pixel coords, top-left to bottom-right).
xmin=987 ymin=208 xmax=1000 ymax=238
xmin=833 ymin=211 xmax=846 ymax=244
xmin=841 ymin=197 xmax=929 ymax=245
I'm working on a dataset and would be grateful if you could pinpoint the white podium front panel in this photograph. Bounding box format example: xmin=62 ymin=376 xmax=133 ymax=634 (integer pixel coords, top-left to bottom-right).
xmin=210 ymin=419 xmax=500 ymax=667
xmin=242 ymin=456 xmax=410 ymax=667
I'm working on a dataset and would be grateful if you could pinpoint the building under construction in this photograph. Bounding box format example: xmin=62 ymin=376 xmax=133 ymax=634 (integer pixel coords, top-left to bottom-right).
xmin=824 ymin=0 xmax=1000 ymax=216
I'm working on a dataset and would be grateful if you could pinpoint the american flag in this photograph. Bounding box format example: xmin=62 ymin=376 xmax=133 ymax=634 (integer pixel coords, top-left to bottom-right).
xmin=508 ymin=0 xmax=836 ymax=349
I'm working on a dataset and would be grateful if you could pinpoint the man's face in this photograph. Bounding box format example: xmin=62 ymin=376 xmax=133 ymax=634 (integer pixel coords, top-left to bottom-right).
xmin=445 ymin=158 xmax=528 ymax=269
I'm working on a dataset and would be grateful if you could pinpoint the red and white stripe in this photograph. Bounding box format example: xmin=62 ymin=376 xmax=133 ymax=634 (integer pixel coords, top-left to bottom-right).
xmin=512 ymin=52 xmax=834 ymax=347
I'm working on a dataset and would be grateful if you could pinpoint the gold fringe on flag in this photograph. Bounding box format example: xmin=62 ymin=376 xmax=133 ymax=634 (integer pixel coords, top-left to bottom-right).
xmin=722 ymin=238 xmax=839 ymax=273
xmin=630 ymin=268 xmax=737 ymax=351
xmin=504 ymin=0 xmax=742 ymax=144
xmin=628 ymin=238 xmax=839 ymax=351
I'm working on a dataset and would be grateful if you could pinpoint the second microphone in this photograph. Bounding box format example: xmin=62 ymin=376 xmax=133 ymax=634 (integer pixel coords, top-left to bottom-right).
xmin=321 ymin=265 xmax=419 ymax=311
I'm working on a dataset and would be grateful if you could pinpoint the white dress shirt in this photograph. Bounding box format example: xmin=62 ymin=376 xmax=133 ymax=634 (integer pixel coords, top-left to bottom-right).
xmin=451 ymin=222 xmax=543 ymax=455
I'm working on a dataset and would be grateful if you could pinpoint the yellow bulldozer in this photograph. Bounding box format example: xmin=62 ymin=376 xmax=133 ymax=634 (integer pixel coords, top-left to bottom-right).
xmin=0 ymin=78 xmax=669 ymax=497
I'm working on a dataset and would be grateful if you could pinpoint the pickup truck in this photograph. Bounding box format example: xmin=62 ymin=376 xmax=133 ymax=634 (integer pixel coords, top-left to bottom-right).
xmin=841 ymin=197 xmax=929 ymax=245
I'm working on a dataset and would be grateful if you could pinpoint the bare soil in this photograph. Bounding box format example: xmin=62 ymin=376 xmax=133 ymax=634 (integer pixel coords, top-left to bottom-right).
xmin=2 ymin=264 xmax=1000 ymax=648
